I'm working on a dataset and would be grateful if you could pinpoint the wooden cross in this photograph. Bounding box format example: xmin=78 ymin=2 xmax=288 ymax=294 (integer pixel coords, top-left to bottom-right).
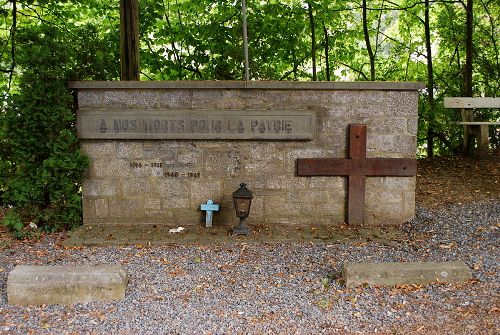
xmin=200 ymin=200 xmax=220 ymax=228
xmin=296 ymin=124 xmax=417 ymax=225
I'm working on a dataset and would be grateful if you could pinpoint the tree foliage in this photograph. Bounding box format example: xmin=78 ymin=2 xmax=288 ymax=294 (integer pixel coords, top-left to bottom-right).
xmin=0 ymin=0 xmax=498 ymax=233
xmin=0 ymin=2 xmax=119 ymax=234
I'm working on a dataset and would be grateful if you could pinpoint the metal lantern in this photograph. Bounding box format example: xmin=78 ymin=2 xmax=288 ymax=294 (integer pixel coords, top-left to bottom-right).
xmin=232 ymin=183 xmax=253 ymax=236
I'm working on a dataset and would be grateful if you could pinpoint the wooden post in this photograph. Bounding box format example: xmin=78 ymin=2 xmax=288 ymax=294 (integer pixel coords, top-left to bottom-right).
xmin=478 ymin=125 xmax=489 ymax=159
xmin=242 ymin=0 xmax=249 ymax=81
xmin=461 ymin=107 xmax=474 ymax=155
xmin=120 ymin=0 xmax=140 ymax=81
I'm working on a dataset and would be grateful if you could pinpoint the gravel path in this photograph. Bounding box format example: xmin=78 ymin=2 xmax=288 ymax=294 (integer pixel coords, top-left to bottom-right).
xmin=0 ymin=201 xmax=498 ymax=334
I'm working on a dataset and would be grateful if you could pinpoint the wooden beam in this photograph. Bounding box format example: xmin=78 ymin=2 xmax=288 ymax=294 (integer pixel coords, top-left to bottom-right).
xmin=454 ymin=122 xmax=500 ymax=125
xmin=297 ymin=158 xmax=417 ymax=176
xmin=444 ymin=97 xmax=500 ymax=109
xmin=120 ymin=0 xmax=140 ymax=81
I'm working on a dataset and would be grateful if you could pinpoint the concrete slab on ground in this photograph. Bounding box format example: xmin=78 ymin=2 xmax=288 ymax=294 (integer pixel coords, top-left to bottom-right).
xmin=343 ymin=261 xmax=472 ymax=288
xmin=7 ymin=265 xmax=128 ymax=305
xmin=63 ymin=224 xmax=409 ymax=247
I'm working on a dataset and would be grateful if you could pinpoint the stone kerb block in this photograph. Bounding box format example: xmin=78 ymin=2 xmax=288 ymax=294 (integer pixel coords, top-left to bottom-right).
xmin=7 ymin=265 xmax=128 ymax=305
xmin=343 ymin=261 xmax=472 ymax=288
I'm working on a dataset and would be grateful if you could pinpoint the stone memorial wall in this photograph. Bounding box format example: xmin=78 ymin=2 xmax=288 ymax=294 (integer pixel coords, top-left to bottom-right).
xmin=69 ymin=81 xmax=422 ymax=226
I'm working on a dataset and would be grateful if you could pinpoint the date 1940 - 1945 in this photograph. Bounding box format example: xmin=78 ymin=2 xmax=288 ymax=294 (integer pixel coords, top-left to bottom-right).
xmin=130 ymin=162 xmax=200 ymax=178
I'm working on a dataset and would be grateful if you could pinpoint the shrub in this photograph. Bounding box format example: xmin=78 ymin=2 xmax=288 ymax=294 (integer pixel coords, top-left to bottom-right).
xmin=0 ymin=24 xmax=118 ymax=235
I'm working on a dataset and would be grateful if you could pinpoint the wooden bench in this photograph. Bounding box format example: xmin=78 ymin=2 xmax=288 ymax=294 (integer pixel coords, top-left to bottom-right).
xmin=444 ymin=97 xmax=500 ymax=159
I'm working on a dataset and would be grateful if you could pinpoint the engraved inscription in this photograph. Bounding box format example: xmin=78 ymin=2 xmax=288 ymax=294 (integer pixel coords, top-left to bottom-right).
xmin=77 ymin=110 xmax=315 ymax=140
xmin=163 ymin=171 xmax=200 ymax=178
xmin=130 ymin=162 xmax=163 ymax=169
xmin=112 ymin=118 xmax=292 ymax=135
xmin=130 ymin=160 xmax=200 ymax=178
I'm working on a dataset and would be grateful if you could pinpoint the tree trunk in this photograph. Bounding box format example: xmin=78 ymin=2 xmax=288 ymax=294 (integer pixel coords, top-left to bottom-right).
xmin=461 ymin=0 xmax=474 ymax=154
xmin=362 ymin=0 xmax=375 ymax=81
xmin=425 ymin=0 xmax=435 ymax=157
xmin=120 ymin=0 xmax=140 ymax=81
xmin=307 ymin=2 xmax=317 ymax=81
xmin=8 ymin=0 xmax=16 ymax=91
xmin=464 ymin=0 xmax=473 ymax=96
xmin=323 ymin=23 xmax=330 ymax=81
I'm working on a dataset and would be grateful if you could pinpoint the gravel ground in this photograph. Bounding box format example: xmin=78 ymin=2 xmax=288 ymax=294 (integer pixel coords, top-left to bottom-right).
xmin=0 ymin=201 xmax=498 ymax=334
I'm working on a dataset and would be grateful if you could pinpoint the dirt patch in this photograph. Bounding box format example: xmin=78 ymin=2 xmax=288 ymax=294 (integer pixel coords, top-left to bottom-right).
xmin=416 ymin=155 xmax=500 ymax=208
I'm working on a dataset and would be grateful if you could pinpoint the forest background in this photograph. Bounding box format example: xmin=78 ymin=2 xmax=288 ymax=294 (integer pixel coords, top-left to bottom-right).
xmin=0 ymin=0 xmax=498 ymax=235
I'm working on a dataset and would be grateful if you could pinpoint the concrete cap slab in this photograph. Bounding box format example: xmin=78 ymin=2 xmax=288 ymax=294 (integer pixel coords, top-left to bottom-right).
xmin=68 ymin=80 xmax=424 ymax=91
xmin=7 ymin=265 xmax=128 ymax=305
xmin=343 ymin=261 xmax=472 ymax=288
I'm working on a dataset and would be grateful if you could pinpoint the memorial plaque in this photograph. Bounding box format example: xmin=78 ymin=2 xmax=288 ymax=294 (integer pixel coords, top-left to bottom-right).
xmin=77 ymin=110 xmax=315 ymax=140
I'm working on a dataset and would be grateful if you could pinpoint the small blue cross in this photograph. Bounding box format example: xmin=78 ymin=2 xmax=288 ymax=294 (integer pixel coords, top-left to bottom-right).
xmin=200 ymin=199 xmax=219 ymax=228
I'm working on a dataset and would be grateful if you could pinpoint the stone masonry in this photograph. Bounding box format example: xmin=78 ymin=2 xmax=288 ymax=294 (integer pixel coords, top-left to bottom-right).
xmin=69 ymin=81 xmax=423 ymax=227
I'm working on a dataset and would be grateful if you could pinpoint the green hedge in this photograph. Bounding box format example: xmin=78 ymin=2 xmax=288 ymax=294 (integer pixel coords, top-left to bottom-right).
xmin=0 ymin=24 xmax=119 ymax=236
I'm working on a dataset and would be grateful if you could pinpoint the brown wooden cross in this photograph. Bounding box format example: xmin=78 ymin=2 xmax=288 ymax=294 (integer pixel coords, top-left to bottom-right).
xmin=296 ymin=124 xmax=417 ymax=225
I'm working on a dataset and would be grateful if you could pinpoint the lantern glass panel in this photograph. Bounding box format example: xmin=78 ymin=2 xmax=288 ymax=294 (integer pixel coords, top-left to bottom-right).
xmin=234 ymin=198 xmax=251 ymax=218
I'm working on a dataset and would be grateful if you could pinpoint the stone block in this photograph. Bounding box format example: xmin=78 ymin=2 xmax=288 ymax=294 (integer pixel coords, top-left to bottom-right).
xmin=241 ymin=90 xmax=266 ymax=109
xmin=244 ymin=159 xmax=284 ymax=175
xmin=352 ymin=103 xmax=387 ymax=117
xmin=117 ymin=142 xmax=143 ymax=159
xmin=83 ymin=179 xmax=119 ymax=197
xmin=219 ymin=91 xmax=245 ymax=109
xmin=407 ymin=116 xmax=419 ymax=135
xmin=310 ymin=203 xmax=345 ymax=219
xmin=314 ymin=131 xmax=346 ymax=151
xmin=78 ymin=90 xmax=102 ymax=109
xmin=144 ymin=210 xmax=174 ymax=220
xmin=151 ymin=179 xmax=189 ymax=197
xmin=330 ymin=91 xmax=356 ymax=105
xmin=203 ymin=149 xmax=242 ymax=177
xmin=122 ymin=178 xmax=151 ymax=196
xmin=350 ymin=92 xmax=386 ymax=112
xmin=308 ymin=176 xmax=345 ymax=190
xmin=367 ymin=134 xmax=416 ymax=156
xmin=90 ymin=160 xmax=130 ymax=178
xmin=177 ymin=148 xmax=201 ymax=165
xmin=192 ymin=90 xmax=223 ymax=109
xmin=161 ymin=197 xmax=189 ymax=209
xmin=262 ymin=91 xmax=291 ymax=109
xmin=158 ymin=90 xmax=192 ymax=109
xmin=264 ymin=196 xmax=301 ymax=217
xmin=128 ymin=90 xmax=158 ymax=109
xmin=80 ymin=142 xmax=116 ymax=158
xmin=366 ymin=189 xmax=404 ymax=204
xmin=189 ymin=180 xmax=222 ymax=208
xmin=7 ymin=265 xmax=128 ymax=305
xmin=267 ymin=176 xmax=307 ymax=190
xmin=288 ymin=190 xmax=334 ymax=204
xmin=172 ymin=209 xmax=203 ymax=224
xmin=82 ymin=198 xmax=95 ymax=220
xmin=343 ymin=262 xmax=472 ymax=288
xmin=350 ymin=117 xmax=407 ymax=135
xmin=386 ymin=91 xmax=419 ymax=117
xmin=289 ymin=91 xmax=333 ymax=110
xmin=144 ymin=198 xmax=161 ymax=210
xmin=365 ymin=202 xmax=406 ymax=226
xmin=95 ymin=199 xmax=109 ymax=218
xmin=108 ymin=199 xmax=143 ymax=219
xmin=103 ymin=90 xmax=128 ymax=109
xmin=130 ymin=161 xmax=163 ymax=177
